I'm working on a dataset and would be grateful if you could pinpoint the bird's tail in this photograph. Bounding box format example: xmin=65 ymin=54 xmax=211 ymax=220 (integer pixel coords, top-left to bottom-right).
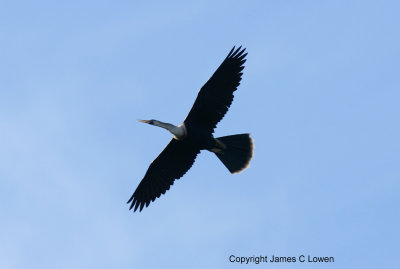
xmin=213 ymin=134 xmax=254 ymax=174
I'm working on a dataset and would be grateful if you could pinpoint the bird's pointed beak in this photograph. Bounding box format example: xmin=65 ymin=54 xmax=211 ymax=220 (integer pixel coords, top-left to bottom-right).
xmin=138 ymin=119 xmax=150 ymax=124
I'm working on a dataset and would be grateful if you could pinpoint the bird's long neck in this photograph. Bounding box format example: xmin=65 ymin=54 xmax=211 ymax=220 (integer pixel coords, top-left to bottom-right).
xmin=153 ymin=120 xmax=187 ymax=140
xmin=153 ymin=121 xmax=176 ymax=132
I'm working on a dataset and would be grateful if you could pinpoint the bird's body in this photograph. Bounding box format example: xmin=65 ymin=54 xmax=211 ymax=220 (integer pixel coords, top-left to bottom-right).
xmin=128 ymin=47 xmax=254 ymax=212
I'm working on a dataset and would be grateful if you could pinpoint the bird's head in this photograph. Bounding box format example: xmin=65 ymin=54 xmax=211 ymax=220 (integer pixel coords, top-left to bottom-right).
xmin=138 ymin=119 xmax=157 ymax=125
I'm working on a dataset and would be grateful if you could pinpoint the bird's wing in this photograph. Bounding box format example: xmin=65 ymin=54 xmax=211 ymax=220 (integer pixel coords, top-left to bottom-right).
xmin=128 ymin=138 xmax=200 ymax=212
xmin=184 ymin=46 xmax=247 ymax=133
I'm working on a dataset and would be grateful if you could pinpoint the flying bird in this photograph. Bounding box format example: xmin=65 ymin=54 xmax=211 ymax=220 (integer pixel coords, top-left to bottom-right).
xmin=128 ymin=46 xmax=254 ymax=212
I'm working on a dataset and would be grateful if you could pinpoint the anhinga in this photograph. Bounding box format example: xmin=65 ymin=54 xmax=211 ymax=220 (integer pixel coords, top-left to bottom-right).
xmin=128 ymin=46 xmax=254 ymax=212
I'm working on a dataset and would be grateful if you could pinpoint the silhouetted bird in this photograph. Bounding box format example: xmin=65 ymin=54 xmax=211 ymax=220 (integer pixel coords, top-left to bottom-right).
xmin=128 ymin=46 xmax=254 ymax=212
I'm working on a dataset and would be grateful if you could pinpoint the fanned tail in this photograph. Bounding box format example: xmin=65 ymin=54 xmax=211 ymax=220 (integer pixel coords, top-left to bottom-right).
xmin=214 ymin=134 xmax=254 ymax=174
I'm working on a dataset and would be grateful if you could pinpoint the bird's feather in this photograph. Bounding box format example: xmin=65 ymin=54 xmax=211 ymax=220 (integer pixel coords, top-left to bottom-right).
xmin=128 ymin=138 xmax=200 ymax=212
xmin=184 ymin=46 xmax=247 ymax=133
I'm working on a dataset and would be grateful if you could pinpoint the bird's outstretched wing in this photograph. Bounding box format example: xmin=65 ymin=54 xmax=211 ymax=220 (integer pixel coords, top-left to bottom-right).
xmin=128 ymin=138 xmax=200 ymax=212
xmin=184 ymin=46 xmax=247 ymax=133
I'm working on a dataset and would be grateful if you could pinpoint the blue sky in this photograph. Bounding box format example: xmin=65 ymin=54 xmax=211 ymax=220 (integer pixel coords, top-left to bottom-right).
xmin=1 ymin=1 xmax=399 ymax=268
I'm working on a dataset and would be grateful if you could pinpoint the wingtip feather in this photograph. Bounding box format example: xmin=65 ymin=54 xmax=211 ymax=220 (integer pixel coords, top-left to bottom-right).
xmin=134 ymin=200 xmax=140 ymax=212
xmin=227 ymin=46 xmax=236 ymax=58
xmin=232 ymin=46 xmax=242 ymax=58
xmin=226 ymin=46 xmax=247 ymax=61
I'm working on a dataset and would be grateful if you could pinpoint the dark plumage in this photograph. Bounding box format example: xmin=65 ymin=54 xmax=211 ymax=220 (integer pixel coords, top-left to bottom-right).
xmin=128 ymin=46 xmax=253 ymax=212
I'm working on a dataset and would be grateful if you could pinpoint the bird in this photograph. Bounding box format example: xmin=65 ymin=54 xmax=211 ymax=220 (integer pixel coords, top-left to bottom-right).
xmin=128 ymin=46 xmax=254 ymax=212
